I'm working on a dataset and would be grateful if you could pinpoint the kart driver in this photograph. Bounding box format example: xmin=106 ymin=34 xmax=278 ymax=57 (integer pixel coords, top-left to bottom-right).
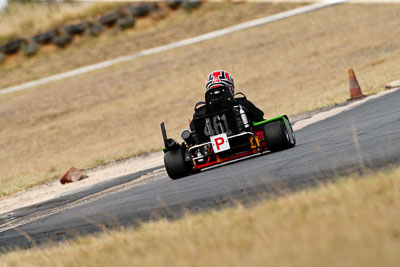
xmin=192 ymin=70 xmax=264 ymax=122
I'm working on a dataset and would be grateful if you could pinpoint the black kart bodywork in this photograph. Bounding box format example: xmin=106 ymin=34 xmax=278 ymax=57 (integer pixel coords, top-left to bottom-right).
xmin=161 ymin=87 xmax=296 ymax=179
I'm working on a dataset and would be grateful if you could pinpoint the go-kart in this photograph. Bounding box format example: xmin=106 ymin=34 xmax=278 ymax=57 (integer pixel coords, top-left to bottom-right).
xmin=160 ymin=86 xmax=296 ymax=179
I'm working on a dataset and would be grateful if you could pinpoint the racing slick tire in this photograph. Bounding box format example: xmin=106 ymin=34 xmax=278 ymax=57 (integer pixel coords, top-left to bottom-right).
xmin=164 ymin=148 xmax=190 ymax=179
xmin=263 ymin=120 xmax=290 ymax=152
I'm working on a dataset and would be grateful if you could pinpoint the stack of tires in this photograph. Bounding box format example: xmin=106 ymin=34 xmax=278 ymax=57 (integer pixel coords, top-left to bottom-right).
xmin=0 ymin=0 xmax=203 ymax=64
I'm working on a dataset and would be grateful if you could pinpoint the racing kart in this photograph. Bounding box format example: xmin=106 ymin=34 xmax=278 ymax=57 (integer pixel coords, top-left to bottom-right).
xmin=160 ymin=86 xmax=296 ymax=179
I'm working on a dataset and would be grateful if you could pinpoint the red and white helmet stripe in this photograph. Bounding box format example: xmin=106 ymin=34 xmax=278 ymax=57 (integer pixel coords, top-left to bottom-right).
xmin=205 ymin=70 xmax=235 ymax=95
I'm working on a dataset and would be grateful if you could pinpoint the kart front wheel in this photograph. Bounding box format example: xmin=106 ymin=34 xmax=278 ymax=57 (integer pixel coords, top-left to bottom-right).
xmin=164 ymin=148 xmax=190 ymax=180
xmin=263 ymin=120 xmax=290 ymax=152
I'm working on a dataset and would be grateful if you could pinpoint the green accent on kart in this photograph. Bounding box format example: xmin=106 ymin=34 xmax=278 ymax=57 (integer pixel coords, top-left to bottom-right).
xmin=162 ymin=147 xmax=167 ymax=153
xmin=252 ymin=115 xmax=286 ymax=127
xmin=253 ymin=115 xmax=295 ymax=145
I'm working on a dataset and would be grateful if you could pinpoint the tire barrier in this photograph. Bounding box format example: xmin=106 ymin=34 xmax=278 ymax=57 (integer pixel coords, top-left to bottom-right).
xmin=0 ymin=38 xmax=24 ymax=54
xmin=22 ymin=39 xmax=39 ymax=57
xmin=182 ymin=0 xmax=202 ymax=11
xmin=151 ymin=4 xmax=169 ymax=20
xmin=85 ymin=21 xmax=104 ymax=37
xmin=98 ymin=10 xmax=123 ymax=27
xmin=117 ymin=15 xmax=136 ymax=30
xmin=64 ymin=22 xmax=88 ymax=36
xmin=52 ymin=31 xmax=72 ymax=48
xmin=167 ymin=0 xmax=182 ymax=10
xmin=32 ymin=29 xmax=58 ymax=44
xmin=0 ymin=0 xmax=203 ymax=62
xmin=130 ymin=3 xmax=157 ymax=18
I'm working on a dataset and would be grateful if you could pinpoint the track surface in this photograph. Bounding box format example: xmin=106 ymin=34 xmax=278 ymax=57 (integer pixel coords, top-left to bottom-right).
xmin=1 ymin=89 xmax=400 ymax=250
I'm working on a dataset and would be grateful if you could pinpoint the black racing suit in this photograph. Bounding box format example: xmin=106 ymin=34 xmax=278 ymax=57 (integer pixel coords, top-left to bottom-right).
xmin=235 ymin=96 xmax=264 ymax=122
xmin=192 ymin=95 xmax=264 ymax=122
xmin=189 ymin=94 xmax=264 ymax=134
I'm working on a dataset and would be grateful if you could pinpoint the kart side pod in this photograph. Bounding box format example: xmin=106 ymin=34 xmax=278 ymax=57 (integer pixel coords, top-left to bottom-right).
xmin=252 ymin=115 xmax=296 ymax=151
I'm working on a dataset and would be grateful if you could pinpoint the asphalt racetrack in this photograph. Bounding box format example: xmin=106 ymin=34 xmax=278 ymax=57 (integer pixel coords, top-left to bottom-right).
xmin=1 ymin=89 xmax=399 ymax=250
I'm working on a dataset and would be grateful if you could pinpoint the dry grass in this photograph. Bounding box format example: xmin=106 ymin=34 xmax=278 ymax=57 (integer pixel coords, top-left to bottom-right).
xmin=1 ymin=165 xmax=400 ymax=266
xmin=0 ymin=2 xmax=302 ymax=196
xmin=1 ymin=3 xmax=400 ymax=197
xmin=0 ymin=1 xmax=127 ymax=43
xmin=0 ymin=2 xmax=301 ymax=88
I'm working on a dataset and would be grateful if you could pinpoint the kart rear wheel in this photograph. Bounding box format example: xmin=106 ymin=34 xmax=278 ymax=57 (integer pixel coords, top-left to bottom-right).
xmin=263 ymin=120 xmax=290 ymax=152
xmin=164 ymin=148 xmax=190 ymax=180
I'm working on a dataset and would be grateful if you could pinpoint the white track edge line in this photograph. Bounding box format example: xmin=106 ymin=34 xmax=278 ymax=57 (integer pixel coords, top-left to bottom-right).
xmin=0 ymin=169 xmax=164 ymax=234
xmin=0 ymin=0 xmax=348 ymax=95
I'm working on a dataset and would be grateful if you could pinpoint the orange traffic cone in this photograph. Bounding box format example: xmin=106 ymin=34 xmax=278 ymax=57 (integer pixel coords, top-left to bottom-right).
xmin=60 ymin=167 xmax=88 ymax=184
xmin=347 ymin=68 xmax=365 ymax=101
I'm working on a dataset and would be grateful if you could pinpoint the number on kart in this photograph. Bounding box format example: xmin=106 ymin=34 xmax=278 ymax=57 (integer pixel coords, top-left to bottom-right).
xmin=204 ymin=114 xmax=232 ymax=137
